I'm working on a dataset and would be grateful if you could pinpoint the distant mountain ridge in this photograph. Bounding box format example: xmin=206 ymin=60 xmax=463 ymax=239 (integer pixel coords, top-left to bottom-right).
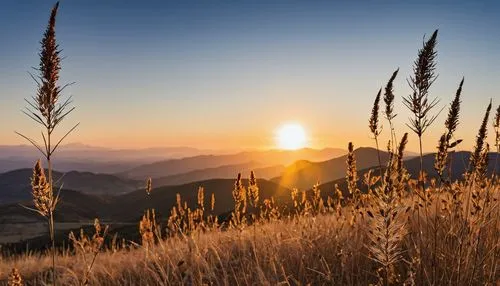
xmin=0 ymin=144 xmax=220 ymax=173
xmin=153 ymin=161 xmax=285 ymax=187
xmin=0 ymin=144 xmax=214 ymax=161
xmin=0 ymin=148 xmax=344 ymax=204
xmin=119 ymin=148 xmax=346 ymax=180
xmin=0 ymin=145 xmax=344 ymax=174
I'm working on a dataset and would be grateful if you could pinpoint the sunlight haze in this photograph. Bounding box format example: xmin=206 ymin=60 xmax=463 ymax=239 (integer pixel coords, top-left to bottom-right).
xmin=0 ymin=1 xmax=498 ymax=152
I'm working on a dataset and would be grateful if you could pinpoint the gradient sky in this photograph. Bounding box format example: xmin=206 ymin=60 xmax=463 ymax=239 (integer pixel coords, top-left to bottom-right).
xmin=0 ymin=1 xmax=499 ymax=152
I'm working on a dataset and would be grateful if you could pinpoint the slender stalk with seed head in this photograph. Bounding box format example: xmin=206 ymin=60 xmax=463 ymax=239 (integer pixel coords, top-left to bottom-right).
xmin=248 ymin=170 xmax=259 ymax=208
xmin=346 ymin=142 xmax=359 ymax=201
xmin=145 ymin=178 xmax=152 ymax=195
xmin=469 ymin=100 xmax=492 ymax=178
xmin=403 ymin=29 xmax=440 ymax=191
xmin=384 ymin=68 xmax=399 ymax=148
xmin=402 ymin=31 xmax=440 ymax=285
xmin=431 ymin=78 xmax=465 ymax=283
xmin=456 ymin=100 xmax=493 ymax=284
xmin=369 ymin=88 xmax=383 ymax=177
xmin=434 ymin=78 xmax=464 ymax=182
xmin=15 ymin=3 xmax=78 ymax=284
xmin=210 ymin=192 xmax=216 ymax=212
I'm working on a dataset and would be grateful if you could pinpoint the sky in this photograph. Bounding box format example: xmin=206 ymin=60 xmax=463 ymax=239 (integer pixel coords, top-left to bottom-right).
xmin=0 ymin=0 xmax=499 ymax=152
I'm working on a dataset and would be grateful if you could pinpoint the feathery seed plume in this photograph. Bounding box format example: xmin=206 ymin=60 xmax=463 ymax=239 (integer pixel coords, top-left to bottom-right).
xmin=384 ymin=68 xmax=399 ymax=121
xmin=31 ymin=160 xmax=52 ymax=218
xmin=8 ymin=268 xmax=23 ymax=286
xmin=346 ymin=142 xmax=358 ymax=196
xmin=369 ymin=89 xmax=382 ymax=136
xmin=470 ymin=100 xmax=492 ymax=174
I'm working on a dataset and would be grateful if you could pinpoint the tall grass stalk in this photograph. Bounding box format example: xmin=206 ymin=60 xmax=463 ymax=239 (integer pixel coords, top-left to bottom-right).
xmin=15 ymin=2 xmax=78 ymax=284
xmin=403 ymin=30 xmax=440 ymax=284
xmin=384 ymin=68 xmax=399 ymax=149
xmin=369 ymin=88 xmax=383 ymax=177
xmin=403 ymin=29 xmax=440 ymax=191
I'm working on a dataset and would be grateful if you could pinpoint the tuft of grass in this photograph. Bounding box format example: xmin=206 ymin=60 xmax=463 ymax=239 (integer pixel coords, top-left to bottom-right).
xmin=366 ymin=133 xmax=409 ymax=286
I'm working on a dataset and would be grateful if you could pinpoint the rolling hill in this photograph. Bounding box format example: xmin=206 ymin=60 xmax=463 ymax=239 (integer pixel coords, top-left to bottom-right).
xmin=314 ymin=151 xmax=499 ymax=198
xmin=0 ymin=178 xmax=291 ymax=224
xmin=0 ymin=169 xmax=142 ymax=204
xmin=0 ymin=189 xmax=111 ymax=224
xmin=153 ymin=162 xmax=285 ymax=187
xmin=109 ymin=178 xmax=292 ymax=221
xmin=119 ymin=148 xmax=346 ymax=180
xmin=272 ymin=147 xmax=392 ymax=190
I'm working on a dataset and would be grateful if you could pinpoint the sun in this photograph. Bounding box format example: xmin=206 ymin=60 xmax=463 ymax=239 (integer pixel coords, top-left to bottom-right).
xmin=276 ymin=123 xmax=308 ymax=150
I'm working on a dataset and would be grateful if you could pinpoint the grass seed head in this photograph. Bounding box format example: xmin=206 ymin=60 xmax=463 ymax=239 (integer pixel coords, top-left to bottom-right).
xmin=145 ymin=177 xmax=152 ymax=195
xmin=31 ymin=159 xmax=52 ymax=217
xmin=384 ymin=68 xmax=399 ymax=121
xmin=8 ymin=268 xmax=23 ymax=286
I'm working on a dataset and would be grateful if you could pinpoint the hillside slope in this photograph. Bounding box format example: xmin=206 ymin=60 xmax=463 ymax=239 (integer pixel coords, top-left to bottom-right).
xmin=0 ymin=178 xmax=291 ymax=224
xmin=0 ymin=169 xmax=141 ymax=204
xmin=315 ymin=151 xmax=498 ymax=197
xmin=272 ymin=147 xmax=391 ymax=190
xmin=153 ymin=162 xmax=285 ymax=187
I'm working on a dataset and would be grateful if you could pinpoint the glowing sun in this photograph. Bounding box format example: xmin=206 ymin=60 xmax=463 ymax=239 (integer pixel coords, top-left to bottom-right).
xmin=276 ymin=123 xmax=307 ymax=150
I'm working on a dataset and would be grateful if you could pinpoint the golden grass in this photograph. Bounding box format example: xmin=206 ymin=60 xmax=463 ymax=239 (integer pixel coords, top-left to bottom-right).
xmin=1 ymin=183 xmax=498 ymax=285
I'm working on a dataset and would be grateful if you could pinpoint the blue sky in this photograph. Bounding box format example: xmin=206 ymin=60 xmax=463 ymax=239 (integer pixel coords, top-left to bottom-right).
xmin=0 ymin=0 xmax=499 ymax=151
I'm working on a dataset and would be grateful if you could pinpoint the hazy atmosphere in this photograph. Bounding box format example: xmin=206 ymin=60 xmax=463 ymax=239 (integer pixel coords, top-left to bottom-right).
xmin=1 ymin=1 xmax=499 ymax=151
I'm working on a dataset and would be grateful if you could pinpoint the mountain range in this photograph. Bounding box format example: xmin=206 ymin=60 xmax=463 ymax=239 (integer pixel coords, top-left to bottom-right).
xmin=0 ymin=144 xmax=222 ymax=173
xmin=119 ymin=148 xmax=346 ymax=179
xmin=153 ymin=162 xmax=285 ymax=186
xmin=0 ymin=147 xmax=497 ymax=246
xmin=2 ymin=148 xmax=496 ymax=223
xmin=0 ymin=147 xmax=345 ymax=204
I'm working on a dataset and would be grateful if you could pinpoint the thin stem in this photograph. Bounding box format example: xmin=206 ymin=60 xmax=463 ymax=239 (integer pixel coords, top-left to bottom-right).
xmin=493 ymin=143 xmax=499 ymax=179
xmin=47 ymin=132 xmax=57 ymax=286
xmin=417 ymin=134 xmax=424 ymax=285
xmin=375 ymin=136 xmax=383 ymax=178
xmin=47 ymin=209 xmax=56 ymax=285
xmin=389 ymin=120 xmax=397 ymax=153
